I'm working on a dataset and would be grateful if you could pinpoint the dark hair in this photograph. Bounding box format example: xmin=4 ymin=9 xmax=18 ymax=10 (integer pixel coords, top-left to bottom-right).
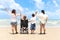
xmin=23 ymin=16 xmax=26 ymax=20
xmin=32 ymin=14 xmax=35 ymax=17
xmin=41 ymin=10 xmax=45 ymax=14
xmin=11 ymin=9 xmax=16 ymax=15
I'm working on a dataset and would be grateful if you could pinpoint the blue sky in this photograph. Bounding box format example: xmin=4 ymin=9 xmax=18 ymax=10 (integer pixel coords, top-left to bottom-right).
xmin=0 ymin=0 xmax=60 ymax=19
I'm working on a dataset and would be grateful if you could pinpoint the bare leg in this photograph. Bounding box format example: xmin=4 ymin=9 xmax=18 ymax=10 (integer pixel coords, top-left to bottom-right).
xmin=12 ymin=25 xmax=15 ymax=34
xmin=31 ymin=30 xmax=32 ymax=33
xmin=15 ymin=25 xmax=18 ymax=34
xmin=22 ymin=27 xmax=25 ymax=33
xmin=31 ymin=30 xmax=34 ymax=34
xmin=40 ymin=24 xmax=42 ymax=34
xmin=43 ymin=24 xmax=46 ymax=34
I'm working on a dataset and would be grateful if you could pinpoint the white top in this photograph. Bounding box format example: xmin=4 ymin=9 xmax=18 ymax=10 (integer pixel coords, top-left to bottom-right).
xmin=30 ymin=16 xmax=36 ymax=24
xmin=8 ymin=11 xmax=20 ymax=22
xmin=11 ymin=13 xmax=17 ymax=22
xmin=37 ymin=13 xmax=48 ymax=24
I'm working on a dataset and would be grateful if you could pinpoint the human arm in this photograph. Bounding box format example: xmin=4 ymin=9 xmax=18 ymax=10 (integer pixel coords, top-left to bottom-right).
xmin=29 ymin=17 xmax=36 ymax=22
xmin=46 ymin=15 xmax=48 ymax=22
xmin=35 ymin=11 xmax=38 ymax=15
xmin=35 ymin=11 xmax=40 ymax=18
xmin=4 ymin=8 xmax=12 ymax=15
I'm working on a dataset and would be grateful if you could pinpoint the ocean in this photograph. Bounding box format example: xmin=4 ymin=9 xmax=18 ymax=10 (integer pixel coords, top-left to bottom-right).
xmin=0 ymin=19 xmax=20 ymax=27
xmin=0 ymin=19 xmax=60 ymax=27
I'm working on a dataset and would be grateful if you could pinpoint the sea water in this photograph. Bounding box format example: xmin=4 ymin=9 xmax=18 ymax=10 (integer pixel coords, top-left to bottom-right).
xmin=0 ymin=19 xmax=60 ymax=27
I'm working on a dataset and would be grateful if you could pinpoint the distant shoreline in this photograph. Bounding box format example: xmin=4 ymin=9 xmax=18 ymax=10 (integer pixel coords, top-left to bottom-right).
xmin=0 ymin=19 xmax=60 ymax=27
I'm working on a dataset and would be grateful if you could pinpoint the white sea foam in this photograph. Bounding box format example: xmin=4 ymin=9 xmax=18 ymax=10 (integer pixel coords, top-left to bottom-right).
xmin=47 ymin=20 xmax=60 ymax=25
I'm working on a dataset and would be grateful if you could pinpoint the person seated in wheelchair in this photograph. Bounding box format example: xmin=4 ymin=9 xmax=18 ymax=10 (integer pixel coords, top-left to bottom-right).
xmin=20 ymin=15 xmax=28 ymax=33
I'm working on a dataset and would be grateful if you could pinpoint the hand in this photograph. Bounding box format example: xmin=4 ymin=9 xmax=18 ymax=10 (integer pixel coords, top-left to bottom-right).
xmin=35 ymin=11 xmax=38 ymax=15
xmin=18 ymin=9 xmax=21 ymax=13
xmin=18 ymin=9 xmax=22 ymax=16
xmin=4 ymin=8 xmax=8 ymax=11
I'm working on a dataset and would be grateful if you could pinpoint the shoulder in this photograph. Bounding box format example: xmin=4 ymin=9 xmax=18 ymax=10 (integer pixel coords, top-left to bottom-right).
xmin=45 ymin=14 xmax=48 ymax=17
xmin=45 ymin=14 xmax=48 ymax=16
xmin=40 ymin=13 xmax=43 ymax=15
xmin=11 ymin=13 xmax=14 ymax=15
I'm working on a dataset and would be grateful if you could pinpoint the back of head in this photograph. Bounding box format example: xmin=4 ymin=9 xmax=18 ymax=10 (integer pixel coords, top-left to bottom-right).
xmin=41 ymin=10 xmax=45 ymax=14
xmin=11 ymin=9 xmax=16 ymax=15
xmin=32 ymin=14 xmax=35 ymax=17
xmin=23 ymin=16 xmax=26 ymax=20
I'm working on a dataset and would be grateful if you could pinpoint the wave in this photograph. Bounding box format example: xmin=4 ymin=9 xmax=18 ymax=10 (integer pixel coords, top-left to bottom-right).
xmin=0 ymin=19 xmax=60 ymax=25
xmin=47 ymin=20 xmax=60 ymax=25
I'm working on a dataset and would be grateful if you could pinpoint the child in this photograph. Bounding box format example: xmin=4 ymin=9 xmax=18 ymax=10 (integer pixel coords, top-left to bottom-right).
xmin=29 ymin=13 xmax=36 ymax=34
xmin=20 ymin=16 xmax=28 ymax=34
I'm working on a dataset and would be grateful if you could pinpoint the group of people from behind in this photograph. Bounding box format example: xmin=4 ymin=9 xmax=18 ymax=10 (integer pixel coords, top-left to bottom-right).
xmin=5 ymin=9 xmax=48 ymax=34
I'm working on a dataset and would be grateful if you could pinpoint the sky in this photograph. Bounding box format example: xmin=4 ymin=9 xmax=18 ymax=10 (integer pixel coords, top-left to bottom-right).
xmin=0 ymin=0 xmax=60 ymax=19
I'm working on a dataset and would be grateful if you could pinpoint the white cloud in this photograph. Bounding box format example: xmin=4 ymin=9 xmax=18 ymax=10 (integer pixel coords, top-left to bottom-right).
xmin=53 ymin=0 xmax=58 ymax=7
xmin=56 ymin=9 xmax=60 ymax=16
xmin=55 ymin=9 xmax=60 ymax=18
xmin=25 ymin=8 xmax=29 ymax=11
xmin=46 ymin=11 xmax=55 ymax=17
xmin=9 ymin=0 xmax=23 ymax=11
xmin=0 ymin=0 xmax=23 ymax=12
xmin=0 ymin=4 xmax=5 ymax=9
xmin=46 ymin=9 xmax=60 ymax=19
xmin=0 ymin=0 xmax=34 ymax=19
xmin=33 ymin=0 xmax=44 ymax=9
xmin=23 ymin=8 xmax=34 ymax=15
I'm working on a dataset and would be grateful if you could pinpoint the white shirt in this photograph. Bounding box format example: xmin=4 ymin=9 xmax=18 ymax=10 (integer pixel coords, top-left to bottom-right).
xmin=37 ymin=13 xmax=48 ymax=24
xmin=11 ymin=14 xmax=17 ymax=22
xmin=8 ymin=11 xmax=20 ymax=22
xmin=30 ymin=16 xmax=36 ymax=24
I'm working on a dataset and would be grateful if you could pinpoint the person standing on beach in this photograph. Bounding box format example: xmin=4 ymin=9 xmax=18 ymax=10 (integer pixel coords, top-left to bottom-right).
xmin=35 ymin=10 xmax=48 ymax=34
xmin=29 ymin=13 xmax=36 ymax=34
xmin=5 ymin=9 xmax=20 ymax=34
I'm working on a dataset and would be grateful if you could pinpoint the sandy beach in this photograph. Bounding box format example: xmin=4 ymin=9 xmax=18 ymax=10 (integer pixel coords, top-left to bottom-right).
xmin=0 ymin=0 xmax=60 ymax=40
xmin=0 ymin=26 xmax=60 ymax=40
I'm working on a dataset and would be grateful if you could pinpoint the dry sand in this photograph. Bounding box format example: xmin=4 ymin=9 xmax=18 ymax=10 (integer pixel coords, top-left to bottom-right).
xmin=0 ymin=27 xmax=60 ymax=40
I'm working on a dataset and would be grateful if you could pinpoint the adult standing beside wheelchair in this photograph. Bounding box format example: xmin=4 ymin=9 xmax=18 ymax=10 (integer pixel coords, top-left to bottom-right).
xmin=35 ymin=10 xmax=48 ymax=34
